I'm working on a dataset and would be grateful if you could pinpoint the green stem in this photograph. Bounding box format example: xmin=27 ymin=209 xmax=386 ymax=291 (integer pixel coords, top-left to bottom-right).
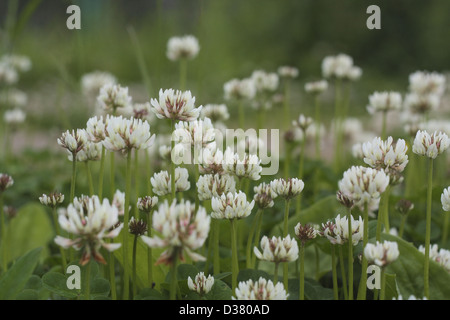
xmin=98 ymin=146 xmax=106 ymax=199
xmin=132 ymin=234 xmax=138 ymax=298
xmin=339 ymin=245 xmax=348 ymax=300
xmin=108 ymin=243 xmax=117 ymax=300
xmin=296 ymin=138 xmax=306 ymax=215
xmin=170 ymin=119 xmax=176 ymax=201
xmin=84 ymin=260 xmax=91 ymax=300
xmin=134 ymin=149 xmax=140 ymax=218
xmin=379 ymin=268 xmax=386 ymax=300
xmin=314 ymin=94 xmax=321 ymax=160
xmin=213 ymin=218 xmax=220 ymax=275
xmin=246 ymin=209 xmax=262 ymax=269
xmin=230 ymin=219 xmax=239 ymax=293
xmin=122 ymin=151 xmax=133 ymax=300
xmin=238 ymin=101 xmax=245 ymax=129
xmin=1 ymin=196 xmax=7 ymax=272
xmin=333 ymin=79 xmax=342 ymax=172
xmin=274 ymin=262 xmax=279 ymax=284
xmin=424 ymin=158 xmax=433 ymax=299
xmin=299 ymin=244 xmax=305 ymax=300
xmin=252 ymin=208 xmax=264 ymax=268
xmin=194 ymin=163 xmax=199 ymax=212
xmin=399 ymin=215 xmax=407 ymax=239
xmin=383 ymin=185 xmax=391 ymax=233
xmin=52 ymin=207 xmax=67 ymax=271
xmin=70 ymin=156 xmax=77 ymax=202
xmin=146 ymin=152 xmax=152 ymax=195
xmin=283 ymin=199 xmax=291 ymax=237
xmin=85 ymin=162 xmax=94 ymax=196
xmin=147 ymin=210 xmax=154 ymax=287
xmin=357 ymin=203 xmax=369 ymax=300
xmin=170 ymin=248 xmax=179 ymax=300
xmin=381 ymin=111 xmax=387 ymax=140
xmin=283 ymin=80 xmax=291 ymax=130
xmin=284 ymin=142 xmax=291 ymax=179
xmin=179 ymin=59 xmax=187 ymax=91
xmin=442 ymin=213 xmax=449 ymax=246
xmin=110 ymin=152 xmax=116 ymax=199
xmin=331 ymin=244 xmax=338 ymax=300
xmin=347 ymin=208 xmax=354 ymax=300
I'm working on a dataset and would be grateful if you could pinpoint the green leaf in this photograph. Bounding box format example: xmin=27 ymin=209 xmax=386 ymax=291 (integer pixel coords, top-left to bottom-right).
xmin=3 ymin=203 xmax=53 ymax=264
xmin=382 ymin=233 xmax=450 ymax=299
xmin=384 ymin=273 xmax=397 ymax=300
xmin=24 ymin=275 xmax=42 ymax=290
xmin=205 ymin=279 xmax=233 ymax=300
xmin=16 ymin=289 xmax=39 ymax=300
xmin=237 ymin=268 xmax=271 ymax=282
xmin=89 ymin=278 xmax=110 ymax=297
xmin=0 ymin=247 xmax=42 ymax=300
xmin=42 ymin=272 xmax=79 ymax=299
xmin=135 ymin=288 xmax=165 ymax=300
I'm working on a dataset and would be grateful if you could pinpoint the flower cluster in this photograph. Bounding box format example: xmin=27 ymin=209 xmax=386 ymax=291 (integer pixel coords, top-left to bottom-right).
xmin=97 ymin=83 xmax=132 ymax=113
xmin=0 ymin=174 xmax=14 ymax=193
xmin=166 ymin=35 xmax=200 ymax=61
xmin=39 ymin=192 xmax=65 ymax=208
xmin=412 ymin=130 xmax=449 ymax=159
xmin=197 ymin=174 xmax=236 ymax=201
xmin=211 ymin=191 xmax=254 ymax=220
xmin=151 ymin=89 xmax=202 ymax=121
xmin=253 ymin=182 xmax=277 ymax=209
xmin=223 ymin=148 xmax=262 ymax=181
xmin=188 ymin=272 xmax=215 ymax=295
xmin=151 ymin=168 xmax=190 ymax=196
xmin=418 ymin=244 xmax=450 ymax=272
xmin=270 ymin=178 xmax=304 ymax=200
xmin=322 ymin=53 xmax=362 ymax=81
xmin=234 ymin=277 xmax=288 ymax=300
xmin=319 ymin=214 xmax=364 ymax=246
xmin=254 ymin=235 xmax=299 ymax=263
xmin=364 ymin=241 xmax=400 ymax=268
xmin=366 ymin=91 xmax=402 ymax=114
xmin=442 ymin=187 xmax=450 ymax=212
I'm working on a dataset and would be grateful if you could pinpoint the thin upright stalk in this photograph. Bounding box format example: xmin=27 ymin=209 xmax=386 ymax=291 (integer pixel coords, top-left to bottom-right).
xmin=338 ymin=246 xmax=348 ymax=300
xmin=52 ymin=207 xmax=67 ymax=271
xmin=399 ymin=215 xmax=407 ymax=239
xmin=238 ymin=101 xmax=245 ymax=129
xmin=252 ymin=208 xmax=264 ymax=268
xmin=132 ymin=234 xmax=138 ymax=298
xmin=147 ymin=209 xmax=154 ymax=287
xmin=333 ymin=79 xmax=342 ymax=172
xmin=70 ymin=156 xmax=78 ymax=202
xmin=230 ymin=218 xmax=239 ymax=293
xmin=146 ymin=152 xmax=152 ymax=195
xmin=134 ymin=149 xmax=140 ymax=218
xmin=108 ymin=243 xmax=117 ymax=300
xmin=296 ymin=138 xmax=306 ymax=215
xmin=0 ymin=196 xmax=7 ymax=272
xmin=442 ymin=213 xmax=449 ymax=246
xmin=179 ymin=59 xmax=187 ymax=91
xmin=381 ymin=111 xmax=388 ymax=140
xmin=85 ymin=162 xmax=94 ymax=196
xmin=283 ymin=80 xmax=291 ymax=130
xmin=84 ymin=260 xmax=91 ymax=300
xmin=376 ymin=186 xmax=390 ymax=241
xmin=314 ymin=94 xmax=321 ymax=160
xmin=274 ymin=262 xmax=280 ymax=284
xmin=424 ymin=158 xmax=433 ymax=299
xmin=331 ymin=244 xmax=338 ymax=300
xmin=299 ymin=244 xmax=305 ymax=300
xmin=283 ymin=199 xmax=291 ymax=290
xmin=357 ymin=203 xmax=369 ymax=300
xmin=284 ymin=142 xmax=292 ymax=179
xmin=347 ymin=208 xmax=354 ymax=300
xmin=213 ymin=219 xmax=220 ymax=274
xmin=246 ymin=209 xmax=262 ymax=269
xmin=98 ymin=146 xmax=106 ymax=199
xmin=110 ymin=152 xmax=116 ymax=198
xmin=170 ymin=248 xmax=179 ymax=300
xmin=122 ymin=151 xmax=133 ymax=300
xmin=379 ymin=268 xmax=386 ymax=300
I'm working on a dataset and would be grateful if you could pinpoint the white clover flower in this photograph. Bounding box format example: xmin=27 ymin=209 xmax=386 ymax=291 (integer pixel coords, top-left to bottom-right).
xmin=277 ymin=66 xmax=299 ymax=79
xmin=127 ymin=102 xmax=156 ymax=123
xmin=55 ymin=195 xmax=123 ymax=265
xmin=364 ymin=241 xmax=399 ymax=267
xmin=251 ymin=70 xmax=279 ymax=93
xmin=234 ymin=277 xmax=288 ymax=300
xmin=270 ymin=178 xmax=304 ymax=200
xmin=338 ymin=166 xmax=390 ymax=211
xmin=367 ymin=91 xmax=403 ymax=114
xmin=294 ymin=223 xmax=318 ymax=246
xmin=69 ymin=141 xmax=102 ymax=162
xmin=223 ymin=147 xmax=262 ymax=181
xmin=253 ymin=182 xmax=277 ymax=209
xmin=346 ymin=66 xmax=362 ymax=81
xmin=199 ymin=147 xmax=224 ymax=175
xmin=304 ymin=80 xmax=328 ymax=95
xmin=188 ymin=272 xmax=215 ymax=295
xmin=112 ymin=189 xmax=126 ymax=216
xmin=141 ymin=200 xmax=210 ymax=265
xmin=211 ymin=191 xmax=254 ymax=220
xmin=404 ymin=92 xmax=440 ymax=114
xmin=128 ymin=216 xmax=148 ymax=236
xmin=39 ymin=192 xmax=65 ymax=208
xmin=418 ymin=119 xmax=450 ymax=136
xmin=96 ymin=83 xmax=132 ymax=113
xmin=103 ymin=116 xmax=155 ymax=154
xmin=419 ymin=244 xmax=450 ymax=272
xmin=254 ymin=235 xmax=299 ymax=263
xmin=292 ymin=114 xmax=314 ymax=133
xmin=409 ymin=71 xmax=446 ymax=97
xmin=166 ymin=35 xmax=200 ymax=61
xmin=1 ymin=54 xmax=32 ymax=72
xmin=412 ymin=130 xmax=449 ymax=159
xmin=173 ymin=117 xmax=215 ymax=148
xmin=81 ymin=71 xmax=117 ymax=97
xmin=0 ymin=174 xmax=14 ymax=193
xmin=3 ymin=108 xmax=26 ymax=124
xmin=321 ymin=53 xmax=354 ymax=79
xmin=0 ymin=88 xmax=27 ymax=108
xmin=151 ymin=88 xmax=202 ymax=121
xmin=223 ymin=78 xmax=256 ymax=101
xmin=197 ymin=174 xmax=236 ymax=201
xmin=200 ymin=104 xmax=230 ymax=123
xmin=86 ymin=115 xmax=107 ymax=143
xmin=151 ymin=168 xmax=190 ymax=196
xmin=0 ymin=61 xmax=18 ymax=85
xmin=352 ymin=142 xmax=364 ymax=159
xmin=442 ymin=187 xmax=450 ymax=212
xmin=362 ymin=136 xmax=409 ymax=184
xmin=393 ymin=295 xmax=428 ymax=300
xmin=137 ymin=196 xmax=159 ymax=212
xmin=57 ymin=129 xmax=88 ymax=156
xmin=319 ymin=214 xmax=364 ymax=246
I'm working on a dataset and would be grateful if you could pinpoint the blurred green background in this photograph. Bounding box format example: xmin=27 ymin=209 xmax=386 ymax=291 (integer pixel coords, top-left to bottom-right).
xmin=2 ymin=0 xmax=449 ymax=99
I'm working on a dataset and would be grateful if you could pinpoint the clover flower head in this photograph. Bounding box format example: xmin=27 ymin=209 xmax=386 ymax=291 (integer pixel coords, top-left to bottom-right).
xmin=364 ymin=240 xmax=399 ymax=268
xmin=223 ymin=147 xmax=262 ymax=181
xmin=223 ymin=78 xmax=256 ymax=101
xmin=253 ymin=182 xmax=277 ymax=209
xmin=200 ymin=104 xmax=230 ymax=123
xmin=319 ymin=214 xmax=364 ymax=246
xmin=199 ymin=147 xmax=224 ymax=175
xmin=211 ymin=191 xmax=254 ymax=220
xmin=197 ymin=173 xmax=236 ymax=201
xmin=141 ymin=200 xmax=210 ymax=265
xmin=151 ymin=88 xmax=202 ymax=122
xmin=137 ymin=196 xmax=159 ymax=213
xmin=295 ymin=223 xmax=318 ymax=245
xmin=166 ymin=35 xmax=200 ymax=61
xmin=292 ymin=114 xmax=314 ymax=133
xmin=251 ymin=70 xmax=279 ymax=93
xmin=57 ymin=129 xmax=88 ymax=156
xmin=81 ymin=71 xmax=117 ymax=97
xmin=419 ymin=244 xmax=450 ymax=272
xmin=270 ymin=178 xmax=304 ymax=200
xmin=304 ymin=80 xmax=328 ymax=95
xmin=409 ymin=71 xmax=446 ymax=97
xmin=233 ymin=277 xmax=288 ymax=300
xmin=188 ymin=272 xmax=215 ymax=295
xmin=97 ymin=83 xmax=132 ymax=113
xmin=4 ymin=108 xmax=26 ymax=124
xmin=404 ymin=92 xmax=440 ymax=114
xmin=39 ymin=192 xmax=64 ymax=208
xmin=367 ymin=91 xmax=403 ymax=114
xmin=254 ymin=235 xmax=299 ymax=263
xmin=0 ymin=174 xmax=14 ymax=193
xmin=151 ymin=167 xmax=191 ymax=196
xmin=412 ymin=130 xmax=449 ymax=159
xmin=277 ymin=66 xmax=299 ymax=79
xmin=128 ymin=216 xmax=148 ymax=236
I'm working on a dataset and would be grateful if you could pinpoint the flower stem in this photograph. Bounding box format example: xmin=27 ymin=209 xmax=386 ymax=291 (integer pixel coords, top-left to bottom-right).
xmin=283 ymin=80 xmax=291 ymax=130
xmin=84 ymin=260 xmax=91 ymax=300
xmin=0 ymin=196 xmax=7 ymax=272
xmin=85 ymin=162 xmax=94 ymax=196
xmin=132 ymin=234 xmax=138 ymax=298
xmin=170 ymin=248 xmax=179 ymax=300
xmin=283 ymin=199 xmax=291 ymax=237
xmin=379 ymin=268 xmax=386 ymax=300
xmin=376 ymin=185 xmax=390 ymax=241
xmin=331 ymin=244 xmax=338 ymax=300
xmin=314 ymin=94 xmax=321 ymax=160
xmin=347 ymin=208 xmax=353 ymax=300
xmin=52 ymin=207 xmax=67 ymax=271
xmin=179 ymin=59 xmax=187 ymax=91
xmin=442 ymin=213 xmax=449 ymax=246
xmin=238 ymin=101 xmax=245 ymax=129
xmin=296 ymin=137 xmax=306 ymax=215
xmin=381 ymin=111 xmax=387 ymax=140
xmin=134 ymin=149 xmax=140 ymax=218
xmin=399 ymin=215 xmax=407 ymax=239
xmin=147 ymin=210 xmax=154 ymax=287
xmin=122 ymin=151 xmax=133 ymax=300
xmin=246 ymin=209 xmax=262 ymax=269
xmin=338 ymin=245 xmax=348 ymax=300
xmin=213 ymin=218 xmax=220 ymax=275
xmin=284 ymin=142 xmax=291 ymax=179
xmin=299 ymin=244 xmax=305 ymax=300
xmin=274 ymin=262 xmax=279 ymax=284
xmin=424 ymin=158 xmax=433 ymax=299
xmin=98 ymin=146 xmax=106 ymax=199
xmin=108 ymin=243 xmax=117 ymax=300
xmin=70 ymin=156 xmax=78 ymax=202
xmin=357 ymin=203 xmax=369 ymax=300
xmin=333 ymin=79 xmax=342 ymax=172
xmin=170 ymin=119 xmax=176 ymax=201
xmin=110 ymin=152 xmax=116 ymax=199
xmin=230 ymin=218 xmax=239 ymax=293
xmin=252 ymin=209 xmax=264 ymax=268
